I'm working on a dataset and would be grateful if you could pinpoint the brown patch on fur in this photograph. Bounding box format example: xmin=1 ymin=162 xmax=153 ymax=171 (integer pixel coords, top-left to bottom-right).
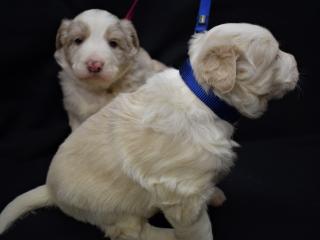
xmin=56 ymin=20 xmax=90 ymax=49
xmin=105 ymin=20 xmax=139 ymax=57
xmin=119 ymin=20 xmax=139 ymax=51
xmin=59 ymin=21 xmax=90 ymax=66
xmin=56 ymin=19 xmax=71 ymax=49
xmin=65 ymin=21 xmax=90 ymax=47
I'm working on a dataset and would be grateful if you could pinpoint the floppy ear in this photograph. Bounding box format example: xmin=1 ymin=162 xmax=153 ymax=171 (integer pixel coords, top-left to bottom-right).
xmin=194 ymin=45 xmax=239 ymax=94
xmin=54 ymin=19 xmax=71 ymax=68
xmin=55 ymin=19 xmax=71 ymax=50
xmin=119 ymin=19 xmax=139 ymax=56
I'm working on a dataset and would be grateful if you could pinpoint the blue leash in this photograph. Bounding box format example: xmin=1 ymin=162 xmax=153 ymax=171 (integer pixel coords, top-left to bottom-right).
xmin=179 ymin=0 xmax=240 ymax=124
xmin=195 ymin=0 xmax=212 ymax=33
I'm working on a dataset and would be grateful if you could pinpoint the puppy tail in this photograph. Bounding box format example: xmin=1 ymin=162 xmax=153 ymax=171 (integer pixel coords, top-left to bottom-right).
xmin=0 ymin=185 xmax=53 ymax=234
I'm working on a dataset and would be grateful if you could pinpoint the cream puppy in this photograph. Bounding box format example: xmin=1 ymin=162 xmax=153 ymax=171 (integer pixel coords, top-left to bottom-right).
xmin=56 ymin=8 xmax=225 ymax=207
xmin=0 ymin=23 xmax=299 ymax=240
xmin=55 ymin=9 xmax=166 ymax=130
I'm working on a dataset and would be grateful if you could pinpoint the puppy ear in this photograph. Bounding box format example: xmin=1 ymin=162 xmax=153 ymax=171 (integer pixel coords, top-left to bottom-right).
xmin=119 ymin=19 xmax=139 ymax=56
xmin=195 ymin=45 xmax=239 ymax=94
xmin=55 ymin=19 xmax=71 ymax=68
xmin=55 ymin=19 xmax=71 ymax=50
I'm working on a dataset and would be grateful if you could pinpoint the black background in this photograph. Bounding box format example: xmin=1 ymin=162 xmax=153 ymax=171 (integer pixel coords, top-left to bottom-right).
xmin=0 ymin=0 xmax=319 ymax=239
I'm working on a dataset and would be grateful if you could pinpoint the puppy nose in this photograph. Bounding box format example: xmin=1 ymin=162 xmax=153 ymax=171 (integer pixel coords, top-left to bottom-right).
xmin=86 ymin=60 xmax=104 ymax=73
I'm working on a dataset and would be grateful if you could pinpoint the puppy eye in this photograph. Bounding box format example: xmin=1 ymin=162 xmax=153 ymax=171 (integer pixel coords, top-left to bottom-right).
xmin=109 ymin=40 xmax=118 ymax=48
xmin=74 ymin=38 xmax=84 ymax=45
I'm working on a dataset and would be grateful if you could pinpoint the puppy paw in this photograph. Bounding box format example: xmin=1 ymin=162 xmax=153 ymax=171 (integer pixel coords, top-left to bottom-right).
xmin=209 ymin=187 xmax=226 ymax=207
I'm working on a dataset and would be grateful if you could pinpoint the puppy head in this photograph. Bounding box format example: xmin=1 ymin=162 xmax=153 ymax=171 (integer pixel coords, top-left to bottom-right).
xmin=55 ymin=9 xmax=139 ymax=89
xmin=189 ymin=23 xmax=299 ymax=118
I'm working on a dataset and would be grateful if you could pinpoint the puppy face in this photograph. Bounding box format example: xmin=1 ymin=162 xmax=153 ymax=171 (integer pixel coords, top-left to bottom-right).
xmin=55 ymin=9 xmax=139 ymax=89
xmin=189 ymin=23 xmax=299 ymax=118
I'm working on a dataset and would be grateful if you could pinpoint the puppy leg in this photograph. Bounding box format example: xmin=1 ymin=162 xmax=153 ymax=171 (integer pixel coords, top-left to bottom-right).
xmin=209 ymin=186 xmax=226 ymax=207
xmin=105 ymin=215 xmax=176 ymax=240
xmin=161 ymin=203 xmax=213 ymax=240
xmin=141 ymin=223 xmax=176 ymax=240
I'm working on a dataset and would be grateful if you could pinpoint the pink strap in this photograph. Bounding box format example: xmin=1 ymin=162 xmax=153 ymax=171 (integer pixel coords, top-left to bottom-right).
xmin=124 ymin=0 xmax=139 ymax=20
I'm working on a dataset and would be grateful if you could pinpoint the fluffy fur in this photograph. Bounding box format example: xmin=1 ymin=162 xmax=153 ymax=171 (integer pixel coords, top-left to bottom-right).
xmin=0 ymin=23 xmax=298 ymax=240
xmin=55 ymin=9 xmax=166 ymax=130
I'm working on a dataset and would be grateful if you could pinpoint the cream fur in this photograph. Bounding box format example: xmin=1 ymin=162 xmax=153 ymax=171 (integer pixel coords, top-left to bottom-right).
xmin=0 ymin=23 xmax=299 ymax=240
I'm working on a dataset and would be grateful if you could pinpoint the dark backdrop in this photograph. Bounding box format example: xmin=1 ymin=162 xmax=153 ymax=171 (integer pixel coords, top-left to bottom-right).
xmin=0 ymin=0 xmax=319 ymax=239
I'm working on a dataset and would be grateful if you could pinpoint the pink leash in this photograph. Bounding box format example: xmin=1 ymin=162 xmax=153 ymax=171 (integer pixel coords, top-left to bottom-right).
xmin=124 ymin=0 xmax=139 ymax=20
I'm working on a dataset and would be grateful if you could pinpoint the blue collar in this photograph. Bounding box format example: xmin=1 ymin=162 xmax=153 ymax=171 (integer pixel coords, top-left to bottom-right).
xmin=179 ymin=60 xmax=240 ymax=124
xmin=178 ymin=0 xmax=240 ymax=124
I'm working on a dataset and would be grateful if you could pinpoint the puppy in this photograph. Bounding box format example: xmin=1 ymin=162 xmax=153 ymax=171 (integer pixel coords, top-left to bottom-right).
xmin=0 ymin=23 xmax=298 ymax=240
xmin=55 ymin=9 xmax=166 ymax=130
